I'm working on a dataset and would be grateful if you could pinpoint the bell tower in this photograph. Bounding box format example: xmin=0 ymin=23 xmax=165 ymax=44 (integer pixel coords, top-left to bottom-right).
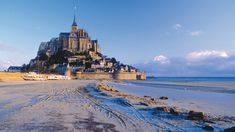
xmin=71 ymin=15 xmax=78 ymax=33
xmin=71 ymin=0 xmax=79 ymax=33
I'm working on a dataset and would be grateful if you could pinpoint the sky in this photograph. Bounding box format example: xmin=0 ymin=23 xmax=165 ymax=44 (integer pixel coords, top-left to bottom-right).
xmin=1 ymin=0 xmax=235 ymax=76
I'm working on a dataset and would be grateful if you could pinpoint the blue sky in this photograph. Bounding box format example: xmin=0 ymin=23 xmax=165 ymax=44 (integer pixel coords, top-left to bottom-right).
xmin=1 ymin=0 xmax=235 ymax=76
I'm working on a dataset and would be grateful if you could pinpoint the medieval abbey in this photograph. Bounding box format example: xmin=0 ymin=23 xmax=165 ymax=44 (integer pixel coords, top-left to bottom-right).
xmin=26 ymin=13 xmax=146 ymax=80
xmin=59 ymin=16 xmax=100 ymax=53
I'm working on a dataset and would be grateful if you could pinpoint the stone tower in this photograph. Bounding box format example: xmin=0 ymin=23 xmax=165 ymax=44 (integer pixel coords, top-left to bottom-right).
xmin=71 ymin=16 xmax=78 ymax=33
xmin=68 ymin=16 xmax=79 ymax=52
xmin=59 ymin=13 xmax=101 ymax=53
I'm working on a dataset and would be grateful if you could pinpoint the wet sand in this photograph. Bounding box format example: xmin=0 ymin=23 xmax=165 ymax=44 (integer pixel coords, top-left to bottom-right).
xmin=0 ymin=80 xmax=234 ymax=131
xmin=108 ymin=80 xmax=235 ymax=117
xmin=0 ymin=80 xmax=154 ymax=131
xmin=97 ymin=81 xmax=235 ymax=131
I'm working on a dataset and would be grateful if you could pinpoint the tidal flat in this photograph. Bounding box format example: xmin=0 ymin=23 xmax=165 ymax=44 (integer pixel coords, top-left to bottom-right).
xmin=0 ymin=80 xmax=234 ymax=131
xmin=0 ymin=80 xmax=154 ymax=131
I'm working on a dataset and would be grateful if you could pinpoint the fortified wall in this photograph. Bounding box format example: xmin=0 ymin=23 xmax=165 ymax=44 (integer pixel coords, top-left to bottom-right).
xmin=113 ymin=72 xmax=137 ymax=80
xmin=113 ymin=72 xmax=146 ymax=80
xmin=76 ymin=72 xmax=146 ymax=80
xmin=76 ymin=72 xmax=113 ymax=80
xmin=0 ymin=72 xmax=25 ymax=81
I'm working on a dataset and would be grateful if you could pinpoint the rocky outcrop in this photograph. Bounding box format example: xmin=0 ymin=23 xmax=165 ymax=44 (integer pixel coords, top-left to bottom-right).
xmin=188 ymin=111 xmax=204 ymax=120
xmin=159 ymin=96 xmax=168 ymax=100
xmin=37 ymin=38 xmax=61 ymax=56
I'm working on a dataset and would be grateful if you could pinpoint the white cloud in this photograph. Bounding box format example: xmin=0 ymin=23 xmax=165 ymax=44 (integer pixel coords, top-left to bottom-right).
xmin=173 ymin=24 xmax=182 ymax=30
xmin=136 ymin=53 xmax=235 ymax=77
xmin=172 ymin=24 xmax=204 ymax=37
xmin=190 ymin=31 xmax=203 ymax=37
xmin=153 ymin=55 xmax=170 ymax=64
xmin=186 ymin=50 xmax=229 ymax=61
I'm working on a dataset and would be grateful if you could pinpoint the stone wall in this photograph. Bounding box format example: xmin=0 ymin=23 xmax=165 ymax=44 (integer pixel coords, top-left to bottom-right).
xmin=0 ymin=72 xmax=25 ymax=81
xmin=113 ymin=72 xmax=137 ymax=80
xmin=76 ymin=72 xmax=113 ymax=80
xmin=137 ymin=72 xmax=147 ymax=80
xmin=76 ymin=72 xmax=147 ymax=80
xmin=0 ymin=72 xmax=146 ymax=81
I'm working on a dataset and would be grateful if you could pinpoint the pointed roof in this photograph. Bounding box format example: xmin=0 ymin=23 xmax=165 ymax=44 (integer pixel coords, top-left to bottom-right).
xmin=72 ymin=15 xmax=77 ymax=27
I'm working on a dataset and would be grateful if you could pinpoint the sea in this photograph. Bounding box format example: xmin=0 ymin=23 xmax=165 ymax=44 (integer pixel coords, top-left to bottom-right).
xmin=125 ymin=77 xmax=235 ymax=94
xmin=147 ymin=77 xmax=235 ymax=82
xmin=108 ymin=77 xmax=235 ymax=117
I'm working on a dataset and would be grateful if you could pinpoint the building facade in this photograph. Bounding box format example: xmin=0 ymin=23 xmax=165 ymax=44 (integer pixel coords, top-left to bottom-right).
xmin=7 ymin=66 xmax=22 ymax=72
xmin=59 ymin=16 xmax=101 ymax=53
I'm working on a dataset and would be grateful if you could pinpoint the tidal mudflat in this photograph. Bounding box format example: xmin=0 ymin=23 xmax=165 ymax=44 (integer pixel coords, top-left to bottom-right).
xmin=0 ymin=80 xmax=234 ymax=131
xmin=0 ymin=80 xmax=154 ymax=131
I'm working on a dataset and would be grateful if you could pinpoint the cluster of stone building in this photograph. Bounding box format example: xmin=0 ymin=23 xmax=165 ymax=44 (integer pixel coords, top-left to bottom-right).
xmin=11 ymin=16 xmax=146 ymax=80
xmin=55 ymin=56 xmax=146 ymax=80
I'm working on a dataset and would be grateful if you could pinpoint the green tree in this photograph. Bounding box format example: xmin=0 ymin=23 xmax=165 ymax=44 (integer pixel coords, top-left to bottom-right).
xmin=85 ymin=62 xmax=91 ymax=69
xmin=111 ymin=57 xmax=117 ymax=64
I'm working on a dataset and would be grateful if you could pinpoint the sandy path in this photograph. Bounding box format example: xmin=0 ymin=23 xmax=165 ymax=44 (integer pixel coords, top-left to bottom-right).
xmin=0 ymin=80 xmax=153 ymax=132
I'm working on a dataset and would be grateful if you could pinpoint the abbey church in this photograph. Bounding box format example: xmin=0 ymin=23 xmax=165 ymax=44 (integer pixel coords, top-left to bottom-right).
xmin=59 ymin=16 xmax=101 ymax=53
xmin=28 ymin=13 xmax=146 ymax=80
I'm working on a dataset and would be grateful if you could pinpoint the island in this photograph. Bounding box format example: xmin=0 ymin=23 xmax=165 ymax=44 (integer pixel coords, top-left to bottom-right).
xmin=19 ymin=16 xmax=146 ymax=80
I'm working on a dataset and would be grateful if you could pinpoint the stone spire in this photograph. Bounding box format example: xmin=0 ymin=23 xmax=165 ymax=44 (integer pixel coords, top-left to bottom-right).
xmin=71 ymin=0 xmax=78 ymax=32
xmin=72 ymin=0 xmax=78 ymax=27
xmin=72 ymin=15 xmax=77 ymax=27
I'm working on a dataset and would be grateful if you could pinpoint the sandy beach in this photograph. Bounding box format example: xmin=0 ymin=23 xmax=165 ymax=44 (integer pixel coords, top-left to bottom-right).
xmin=0 ymin=80 xmax=154 ymax=131
xmin=0 ymin=80 xmax=234 ymax=131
